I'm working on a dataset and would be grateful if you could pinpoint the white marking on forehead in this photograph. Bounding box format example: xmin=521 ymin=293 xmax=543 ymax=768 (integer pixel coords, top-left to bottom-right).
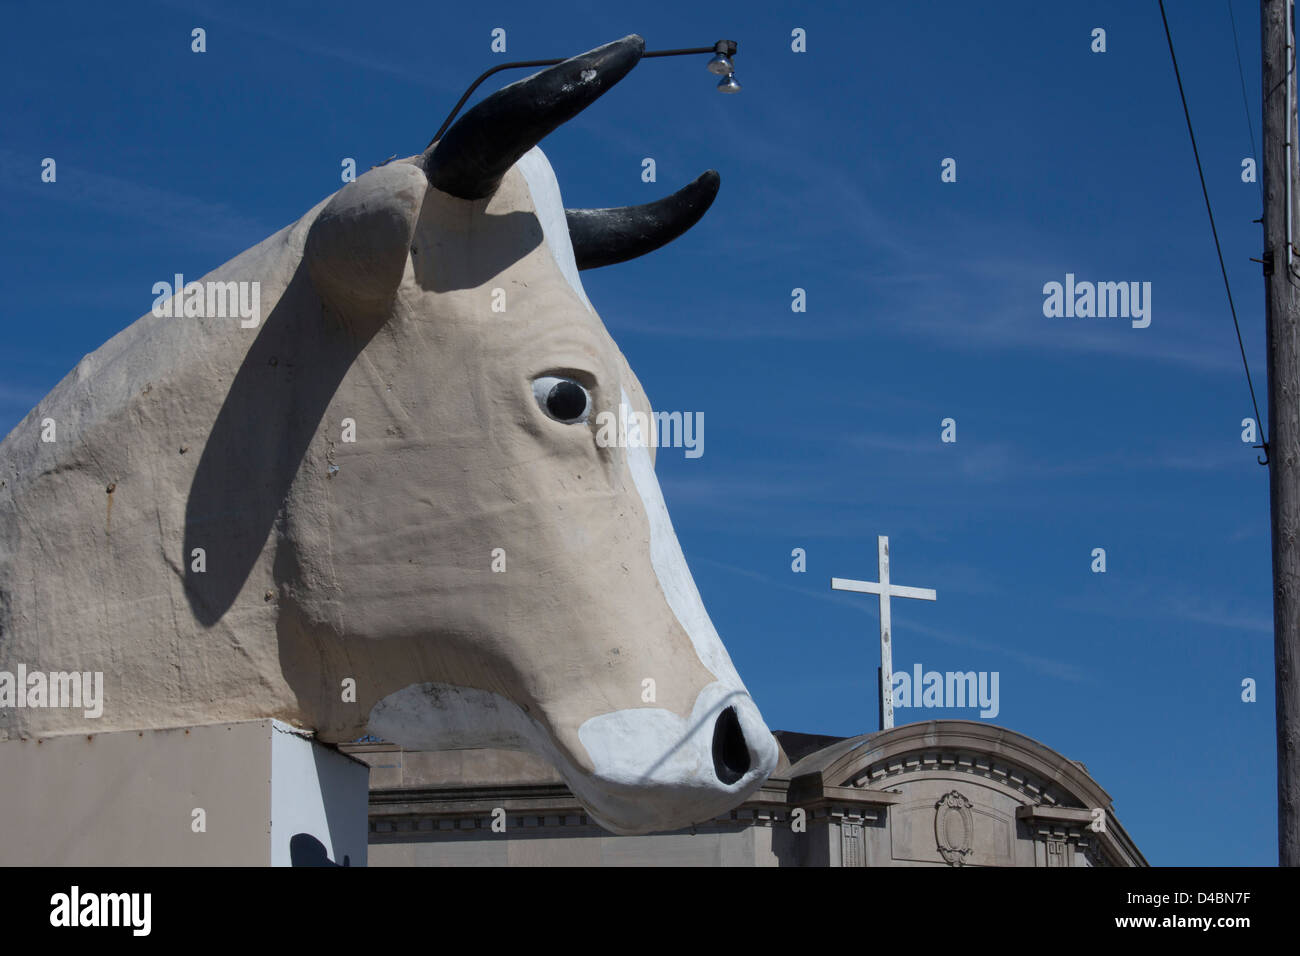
xmin=516 ymin=147 xmax=594 ymax=314
xmin=622 ymin=388 xmax=743 ymax=689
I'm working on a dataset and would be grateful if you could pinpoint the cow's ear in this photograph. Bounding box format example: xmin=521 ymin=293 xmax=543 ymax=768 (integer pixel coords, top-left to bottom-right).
xmin=305 ymin=161 xmax=429 ymax=334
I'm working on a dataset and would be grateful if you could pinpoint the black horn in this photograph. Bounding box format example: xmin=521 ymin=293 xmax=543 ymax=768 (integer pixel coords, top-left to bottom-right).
xmin=565 ymin=170 xmax=721 ymax=270
xmin=424 ymin=35 xmax=645 ymax=200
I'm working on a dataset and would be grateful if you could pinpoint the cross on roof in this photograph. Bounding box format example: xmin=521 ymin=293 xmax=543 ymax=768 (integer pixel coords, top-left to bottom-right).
xmin=831 ymin=535 xmax=936 ymax=730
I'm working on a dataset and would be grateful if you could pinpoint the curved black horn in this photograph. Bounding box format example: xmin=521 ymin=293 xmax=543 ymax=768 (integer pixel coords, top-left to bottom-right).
xmin=565 ymin=170 xmax=721 ymax=270
xmin=424 ymin=35 xmax=645 ymax=200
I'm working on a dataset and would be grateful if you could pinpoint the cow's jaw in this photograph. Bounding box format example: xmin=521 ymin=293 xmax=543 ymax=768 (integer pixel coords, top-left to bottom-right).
xmin=366 ymin=678 xmax=776 ymax=835
xmin=363 ymin=396 xmax=779 ymax=835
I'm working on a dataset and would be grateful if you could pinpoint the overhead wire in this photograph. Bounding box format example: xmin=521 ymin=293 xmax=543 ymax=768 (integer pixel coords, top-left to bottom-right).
xmin=1158 ymin=0 xmax=1269 ymax=460
xmin=1228 ymin=0 xmax=1264 ymax=202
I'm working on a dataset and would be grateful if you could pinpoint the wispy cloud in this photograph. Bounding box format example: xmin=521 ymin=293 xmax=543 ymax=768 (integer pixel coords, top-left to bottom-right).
xmin=145 ymin=0 xmax=448 ymax=89
xmin=693 ymin=555 xmax=1091 ymax=684
xmin=0 ymin=384 xmax=46 ymax=409
xmin=831 ymin=428 xmax=1247 ymax=481
xmin=615 ymin=94 xmax=1255 ymax=377
xmin=0 ymin=148 xmax=273 ymax=246
xmin=1056 ymin=579 xmax=1273 ymax=636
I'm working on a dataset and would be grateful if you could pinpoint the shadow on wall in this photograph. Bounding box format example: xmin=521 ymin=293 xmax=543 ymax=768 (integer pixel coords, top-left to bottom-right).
xmin=181 ymin=207 xmax=545 ymax=627
xmin=289 ymin=833 xmax=350 ymax=867
xmin=182 ymin=264 xmax=373 ymax=626
xmin=416 ymin=207 xmax=543 ymax=293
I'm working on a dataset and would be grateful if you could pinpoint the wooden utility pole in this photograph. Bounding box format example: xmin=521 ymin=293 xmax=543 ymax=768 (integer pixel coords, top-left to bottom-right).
xmin=1263 ymin=0 xmax=1300 ymax=867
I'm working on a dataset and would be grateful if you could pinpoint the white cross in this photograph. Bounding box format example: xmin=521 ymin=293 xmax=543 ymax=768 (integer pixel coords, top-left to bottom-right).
xmin=832 ymin=535 xmax=936 ymax=730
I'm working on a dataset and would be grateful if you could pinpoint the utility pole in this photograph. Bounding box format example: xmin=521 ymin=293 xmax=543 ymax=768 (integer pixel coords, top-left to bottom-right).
xmin=1262 ymin=0 xmax=1300 ymax=867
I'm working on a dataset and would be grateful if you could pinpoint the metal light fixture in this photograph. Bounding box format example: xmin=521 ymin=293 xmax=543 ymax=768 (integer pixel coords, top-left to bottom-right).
xmin=430 ymin=37 xmax=742 ymax=147
xmin=716 ymin=72 xmax=742 ymax=94
xmin=706 ymin=54 xmax=733 ymax=74
xmin=707 ymin=39 xmax=740 ymax=93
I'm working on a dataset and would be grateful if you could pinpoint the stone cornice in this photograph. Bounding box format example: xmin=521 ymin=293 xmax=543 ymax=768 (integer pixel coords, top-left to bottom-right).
xmin=368 ymin=779 xmax=806 ymax=834
xmin=792 ymin=721 xmax=1115 ymax=813
xmin=788 ymin=772 xmax=905 ymax=809
xmin=1016 ymin=804 xmax=1147 ymax=867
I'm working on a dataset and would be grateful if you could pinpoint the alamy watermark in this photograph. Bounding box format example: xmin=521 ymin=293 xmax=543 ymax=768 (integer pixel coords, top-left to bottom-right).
xmin=596 ymin=402 xmax=704 ymax=459
xmin=0 ymin=665 xmax=103 ymax=718
xmin=50 ymin=886 xmax=150 ymax=936
xmin=892 ymin=663 xmax=999 ymax=719
xmin=151 ymin=273 xmax=261 ymax=328
xmin=1042 ymin=273 xmax=1151 ymax=328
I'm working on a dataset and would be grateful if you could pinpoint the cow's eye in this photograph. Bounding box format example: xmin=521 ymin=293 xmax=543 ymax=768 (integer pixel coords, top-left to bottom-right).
xmin=532 ymin=376 xmax=591 ymax=424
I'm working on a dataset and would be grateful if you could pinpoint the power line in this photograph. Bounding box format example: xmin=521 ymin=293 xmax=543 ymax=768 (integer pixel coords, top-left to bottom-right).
xmin=1158 ymin=0 xmax=1268 ymax=460
xmin=1228 ymin=0 xmax=1264 ymax=201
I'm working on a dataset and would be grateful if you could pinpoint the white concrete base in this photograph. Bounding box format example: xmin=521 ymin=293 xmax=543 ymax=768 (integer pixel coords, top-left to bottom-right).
xmin=0 ymin=719 xmax=369 ymax=866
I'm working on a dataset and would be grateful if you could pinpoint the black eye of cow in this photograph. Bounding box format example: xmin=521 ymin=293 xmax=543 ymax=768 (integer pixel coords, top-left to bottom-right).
xmin=532 ymin=376 xmax=591 ymax=424
xmin=546 ymin=381 xmax=588 ymax=421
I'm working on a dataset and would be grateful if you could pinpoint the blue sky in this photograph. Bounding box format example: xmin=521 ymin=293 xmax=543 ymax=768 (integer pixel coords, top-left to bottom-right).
xmin=1 ymin=0 xmax=1278 ymax=864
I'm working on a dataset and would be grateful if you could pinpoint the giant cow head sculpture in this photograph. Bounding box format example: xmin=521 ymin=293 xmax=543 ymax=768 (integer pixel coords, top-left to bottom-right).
xmin=0 ymin=36 xmax=778 ymax=834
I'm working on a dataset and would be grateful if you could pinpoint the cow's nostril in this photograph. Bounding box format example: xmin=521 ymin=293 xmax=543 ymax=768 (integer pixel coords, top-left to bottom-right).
xmin=712 ymin=706 xmax=750 ymax=784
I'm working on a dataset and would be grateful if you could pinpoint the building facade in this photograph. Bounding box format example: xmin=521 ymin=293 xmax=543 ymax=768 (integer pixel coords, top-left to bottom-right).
xmin=344 ymin=719 xmax=1147 ymax=866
